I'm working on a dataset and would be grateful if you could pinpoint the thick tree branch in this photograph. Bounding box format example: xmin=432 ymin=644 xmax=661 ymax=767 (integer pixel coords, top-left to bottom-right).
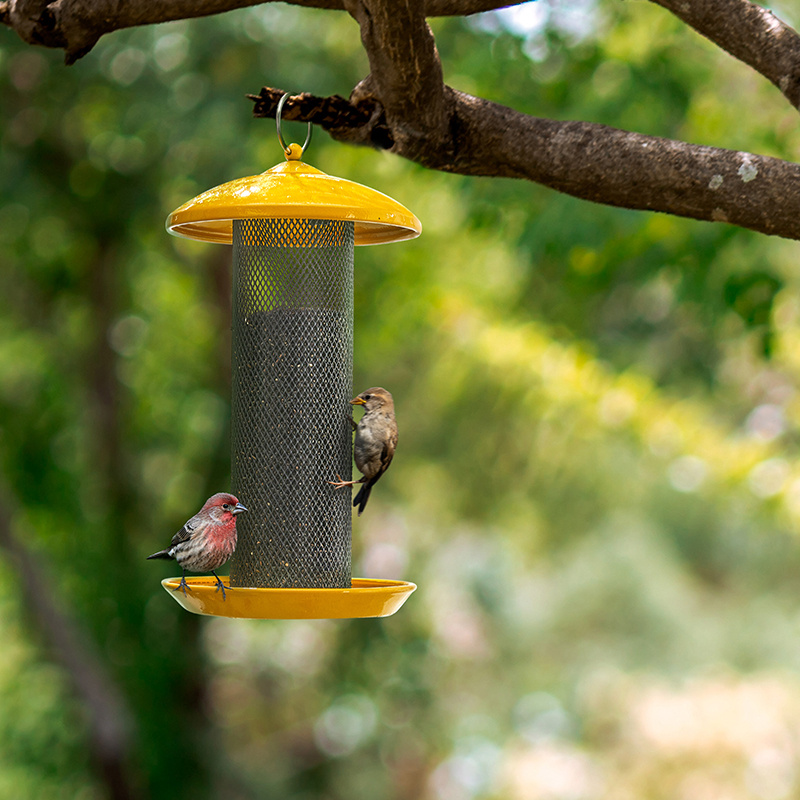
xmin=252 ymin=87 xmax=800 ymax=240
xmin=4 ymin=0 xmax=800 ymax=239
xmin=650 ymin=0 xmax=800 ymax=110
xmin=256 ymin=0 xmax=799 ymax=240
xmin=343 ymin=0 xmax=449 ymax=162
xmin=0 ymin=0 xmax=526 ymax=63
xmin=2 ymin=0 xmax=799 ymax=113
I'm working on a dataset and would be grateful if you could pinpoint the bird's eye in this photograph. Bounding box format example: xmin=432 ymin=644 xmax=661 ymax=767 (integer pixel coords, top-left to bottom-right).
xmin=222 ymin=503 xmax=231 ymax=510
xmin=363 ymin=394 xmax=371 ymax=401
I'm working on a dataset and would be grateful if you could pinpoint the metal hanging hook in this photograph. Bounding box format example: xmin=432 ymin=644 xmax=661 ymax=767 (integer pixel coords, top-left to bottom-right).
xmin=276 ymin=93 xmax=312 ymax=157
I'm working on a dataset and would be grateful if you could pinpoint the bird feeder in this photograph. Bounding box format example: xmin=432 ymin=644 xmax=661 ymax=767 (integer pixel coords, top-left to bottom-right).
xmin=161 ymin=96 xmax=419 ymax=619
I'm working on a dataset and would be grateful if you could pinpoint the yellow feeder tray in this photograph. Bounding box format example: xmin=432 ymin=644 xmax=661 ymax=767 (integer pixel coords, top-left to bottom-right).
xmin=162 ymin=577 xmax=417 ymax=619
xmin=167 ymin=144 xmax=422 ymax=246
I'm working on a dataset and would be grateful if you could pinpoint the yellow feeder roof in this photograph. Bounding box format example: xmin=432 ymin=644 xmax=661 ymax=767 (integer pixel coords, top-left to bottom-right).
xmin=166 ymin=151 xmax=422 ymax=246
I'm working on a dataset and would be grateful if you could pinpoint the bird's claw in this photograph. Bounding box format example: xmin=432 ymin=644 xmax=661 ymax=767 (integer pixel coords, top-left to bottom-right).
xmin=329 ymin=474 xmax=356 ymax=489
xmin=174 ymin=577 xmax=192 ymax=596
xmin=213 ymin=575 xmax=230 ymax=601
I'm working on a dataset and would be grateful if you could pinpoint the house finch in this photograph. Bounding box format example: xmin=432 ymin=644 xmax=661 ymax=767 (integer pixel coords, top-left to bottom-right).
xmin=330 ymin=387 xmax=397 ymax=515
xmin=147 ymin=492 xmax=247 ymax=600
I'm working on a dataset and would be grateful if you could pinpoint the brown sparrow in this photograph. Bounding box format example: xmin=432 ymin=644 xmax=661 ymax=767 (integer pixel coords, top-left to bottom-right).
xmin=330 ymin=387 xmax=397 ymax=515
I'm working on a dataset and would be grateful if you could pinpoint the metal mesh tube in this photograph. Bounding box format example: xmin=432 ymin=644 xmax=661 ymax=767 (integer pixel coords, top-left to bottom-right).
xmin=229 ymin=218 xmax=354 ymax=588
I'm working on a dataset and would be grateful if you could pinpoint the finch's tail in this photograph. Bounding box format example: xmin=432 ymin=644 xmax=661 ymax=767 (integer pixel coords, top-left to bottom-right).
xmin=353 ymin=484 xmax=372 ymax=516
xmin=146 ymin=549 xmax=173 ymax=561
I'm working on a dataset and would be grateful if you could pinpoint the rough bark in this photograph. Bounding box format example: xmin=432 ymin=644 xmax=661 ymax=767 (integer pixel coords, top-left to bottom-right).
xmin=0 ymin=0 xmax=527 ymax=62
xmin=252 ymin=86 xmax=800 ymax=239
xmin=2 ymin=0 xmax=800 ymax=239
xmin=650 ymin=0 xmax=800 ymax=110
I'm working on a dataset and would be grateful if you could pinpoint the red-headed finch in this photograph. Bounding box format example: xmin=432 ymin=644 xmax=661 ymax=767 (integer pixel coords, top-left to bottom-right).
xmin=147 ymin=492 xmax=247 ymax=600
xmin=330 ymin=387 xmax=397 ymax=515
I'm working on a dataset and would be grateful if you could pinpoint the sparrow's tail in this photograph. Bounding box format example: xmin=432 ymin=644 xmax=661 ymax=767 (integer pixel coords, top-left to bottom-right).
xmin=353 ymin=484 xmax=372 ymax=516
xmin=146 ymin=549 xmax=173 ymax=561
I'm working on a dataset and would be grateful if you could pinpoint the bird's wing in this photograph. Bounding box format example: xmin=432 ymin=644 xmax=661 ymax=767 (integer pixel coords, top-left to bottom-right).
xmin=381 ymin=423 xmax=398 ymax=470
xmin=381 ymin=433 xmax=397 ymax=473
xmin=368 ymin=433 xmax=396 ymax=488
xmin=170 ymin=516 xmax=202 ymax=546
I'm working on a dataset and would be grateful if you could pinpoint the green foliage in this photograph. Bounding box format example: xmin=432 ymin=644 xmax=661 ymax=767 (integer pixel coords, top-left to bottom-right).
xmin=2 ymin=1 xmax=800 ymax=798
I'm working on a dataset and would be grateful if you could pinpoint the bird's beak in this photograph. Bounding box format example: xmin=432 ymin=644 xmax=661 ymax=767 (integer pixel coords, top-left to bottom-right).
xmin=232 ymin=503 xmax=248 ymax=515
xmin=350 ymin=397 xmax=366 ymax=406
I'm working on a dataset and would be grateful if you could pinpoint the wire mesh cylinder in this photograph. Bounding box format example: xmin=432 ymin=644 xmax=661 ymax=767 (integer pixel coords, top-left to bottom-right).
xmin=229 ymin=218 xmax=354 ymax=588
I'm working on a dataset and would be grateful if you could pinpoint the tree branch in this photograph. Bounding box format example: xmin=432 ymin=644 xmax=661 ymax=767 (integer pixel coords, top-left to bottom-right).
xmin=343 ymin=0 xmax=449 ymax=162
xmin=4 ymin=0 xmax=800 ymax=239
xmin=245 ymin=0 xmax=800 ymax=240
xmin=4 ymin=0 xmax=798 ymax=110
xmin=252 ymin=87 xmax=800 ymax=240
xmin=0 ymin=0 xmax=527 ymax=63
xmin=649 ymin=0 xmax=800 ymax=110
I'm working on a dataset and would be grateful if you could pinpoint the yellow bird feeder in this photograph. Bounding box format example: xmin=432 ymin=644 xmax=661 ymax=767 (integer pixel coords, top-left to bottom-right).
xmin=162 ymin=96 xmax=419 ymax=619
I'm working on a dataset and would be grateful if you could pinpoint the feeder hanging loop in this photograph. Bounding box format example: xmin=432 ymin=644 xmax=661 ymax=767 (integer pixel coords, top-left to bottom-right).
xmin=276 ymin=93 xmax=312 ymax=160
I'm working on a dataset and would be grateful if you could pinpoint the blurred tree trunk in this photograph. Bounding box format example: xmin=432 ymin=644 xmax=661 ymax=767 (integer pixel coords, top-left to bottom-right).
xmin=82 ymin=242 xmax=218 ymax=797
xmin=0 ymin=484 xmax=143 ymax=800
